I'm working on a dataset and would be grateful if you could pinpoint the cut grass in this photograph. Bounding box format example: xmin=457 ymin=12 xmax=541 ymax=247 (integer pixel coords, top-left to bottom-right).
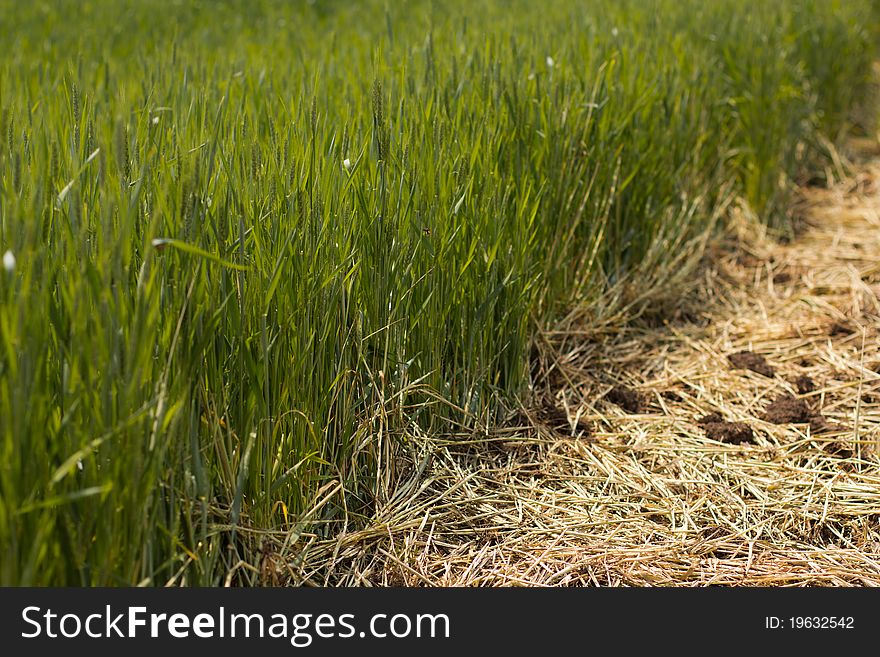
xmin=0 ymin=0 xmax=877 ymax=585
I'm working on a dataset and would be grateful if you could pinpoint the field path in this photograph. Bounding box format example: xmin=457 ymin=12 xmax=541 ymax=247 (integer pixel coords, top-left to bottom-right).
xmin=291 ymin=145 xmax=880 ymax=586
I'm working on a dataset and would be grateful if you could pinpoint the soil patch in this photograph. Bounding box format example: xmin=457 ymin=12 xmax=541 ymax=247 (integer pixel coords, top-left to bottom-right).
xmin=536 ymin=402 xmax=592 ymax=437
xmin=764 ymin=394 xmax=812 ymax=423
xmin=697 ymin=413 xmax=755 ymax=444
xmin=704 ymin=421 xmax=755 ymax=444
xmin=728 ymin=351 xmax=775 ymax=377
xmin=822 ymin=441 xmax=854 ymax=458
xmin=764 ymin=393 xmax=844 ymax=433
xmin=605 ymin=385 xmax=643 ymax=413
xmin=773 ymin=271 xmax=792 ymax=284
xmin=829 ymin=321 xmax=854 ymax=336
xmin=794 ymin=375 xmax=816 ymax=394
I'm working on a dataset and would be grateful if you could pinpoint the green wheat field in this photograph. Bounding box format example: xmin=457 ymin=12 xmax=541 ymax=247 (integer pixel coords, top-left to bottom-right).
xmin=0 ymin=0 xmax=877 ymax=585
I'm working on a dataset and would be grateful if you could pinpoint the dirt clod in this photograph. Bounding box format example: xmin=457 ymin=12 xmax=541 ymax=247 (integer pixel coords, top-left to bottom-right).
xmin=728 ymin=351 xmax=775 ymax=378
xmin=696 ymin=412 xmax=755 ymax=444
xmin=763 ymin=393 xmax=845 ymax=435
xmin=764 ymin=393 xmax=812 ymax=424
xmin=794 ymin=375 xmax=816 ymax=394
xmin=773 ymin=271 xmax=791 ymax=284
xmin=661 ymin=390 xmax=683 ymax=402
xmin=605 ymin=385 xmax=643 ymax=413
xmin=809 ymin=415 xmax=845 ymax=435
xmin=829 ymin=321 xmax=854 ymax=336
xmin=697 ymin=412 xmax=724 ymax=425
xmin=702 ymin=421 xmax=755 ymax=444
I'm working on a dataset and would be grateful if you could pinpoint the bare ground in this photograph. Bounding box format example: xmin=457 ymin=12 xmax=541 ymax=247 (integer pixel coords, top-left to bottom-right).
xmin=278 ymin=143 xmax=880 ymax=587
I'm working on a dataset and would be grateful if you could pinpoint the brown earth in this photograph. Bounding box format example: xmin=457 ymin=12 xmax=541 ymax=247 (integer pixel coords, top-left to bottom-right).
xmin=701 ymin=421 xmax=756 ymax=445
xmin=764 ymin=394 xmax=813 ymax=424
xmin=794 ymin=374 xmax=816 ymax=394
xmin=728 ymin=351 xmax=776 ymax=378
xmin=605 ymin=385 xmax=644 ymax=413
